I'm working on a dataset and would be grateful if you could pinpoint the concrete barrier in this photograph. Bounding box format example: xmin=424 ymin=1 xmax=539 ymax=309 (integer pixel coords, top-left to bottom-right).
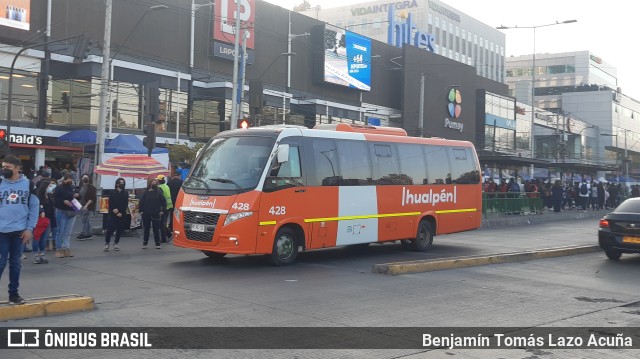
xmin=372 ymin=245 xmax=601 ymax=275
xmin=0 ymin=294 xmax=94 ymax=321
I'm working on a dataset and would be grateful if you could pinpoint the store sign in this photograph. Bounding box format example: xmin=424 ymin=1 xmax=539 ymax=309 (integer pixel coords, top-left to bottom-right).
xmin=9 ymin=134 xmax=43 ymax=145
xmin=485 ymin=114 xmax=516 ymax=130
xmin=212 ymin=42 xmax=254 ymax=65
xmin=444 ymin=88 xmax=463 ymax=132
xmin=0 ymin=0 xmax=30 ymax=30
xmin=350 ymin=0 xmax=418 ymax=16
xmin=428 ymin=1 xmax=461 ymax=23
xmin=214 ymin=0 xmax=255 ymax=50
xmin=387 ymin=8 xmax=435 ymax=52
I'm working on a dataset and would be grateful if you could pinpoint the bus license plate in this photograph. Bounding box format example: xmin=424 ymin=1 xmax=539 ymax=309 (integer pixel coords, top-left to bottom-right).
xmin=191 ymin=224 xmax=206 ymax=232
xmin=622 ymin=236 xmax=640 ymax=244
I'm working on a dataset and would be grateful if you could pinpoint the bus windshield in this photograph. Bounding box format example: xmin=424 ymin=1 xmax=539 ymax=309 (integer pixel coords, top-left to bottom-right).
xmin=183 ymin=136 xmax=275 ymax=194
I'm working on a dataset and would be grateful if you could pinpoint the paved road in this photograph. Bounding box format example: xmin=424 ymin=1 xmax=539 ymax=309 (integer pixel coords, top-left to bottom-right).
xmin=3 ymin=217 xmax=639 ymax=358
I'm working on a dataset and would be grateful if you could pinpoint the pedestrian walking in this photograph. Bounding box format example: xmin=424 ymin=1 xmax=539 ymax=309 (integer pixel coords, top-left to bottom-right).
xmin=551 ymin=180 xmax=564 ymax=213
xmin=156 ymin=175 xmax=173 ymax=243
xmin=76 ymin=173 xmax=97 ymax=240
xmin=139 ymin=177 xmax=166 ymax=249
xmin=104 ymin=178 xmax=129 ymax=251
xmin=578 ymin=180 xmax=590 ymax=211
xmin=0 ymin=155 xmax=39 ymax=304
xmin=53 ymin=174 xmax=79 ymax=258
xmin=167 ymin=171 xmax=183 ymax=235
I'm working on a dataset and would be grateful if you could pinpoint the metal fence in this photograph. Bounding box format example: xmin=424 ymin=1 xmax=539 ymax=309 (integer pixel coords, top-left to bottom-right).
xmin=482 ymin=192 xmax=544 ymax=217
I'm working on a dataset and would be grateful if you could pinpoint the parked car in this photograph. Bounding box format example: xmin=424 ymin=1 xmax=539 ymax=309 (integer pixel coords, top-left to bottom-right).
xmin=598 ymin=197 xmax=640 ymax=260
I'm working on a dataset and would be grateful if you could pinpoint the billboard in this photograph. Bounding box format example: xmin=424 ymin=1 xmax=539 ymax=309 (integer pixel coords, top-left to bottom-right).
xmin=0 ymin=0 xmax=30 ymax=30
xmin=322 ymin=24 xmax=371 ymax=91
xmin=214 ymin=0 xmax=255 ymax=50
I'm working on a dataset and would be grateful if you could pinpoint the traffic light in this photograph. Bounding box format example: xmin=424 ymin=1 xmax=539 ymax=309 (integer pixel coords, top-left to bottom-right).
xmin=73 ymin=35 xmax=91 ymax=64
xmin=143 ymin=120 xmax=156 ymax=156
xmin=239 ymin=118 xmax=251 ymax=129
xmin=0 ymin=129 xmax=7 ymax=149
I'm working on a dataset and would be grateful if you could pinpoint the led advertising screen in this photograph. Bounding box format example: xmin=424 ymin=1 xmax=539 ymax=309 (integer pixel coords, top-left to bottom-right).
xmin=0 ymin=0 xmax=30 ymax=30
xmin=323 ymin=24 xmax=371 ymax=91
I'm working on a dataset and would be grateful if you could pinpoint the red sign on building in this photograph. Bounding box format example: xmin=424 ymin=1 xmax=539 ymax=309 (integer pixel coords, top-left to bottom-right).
xmin=214 ymin=0 xmax=255 ymax=49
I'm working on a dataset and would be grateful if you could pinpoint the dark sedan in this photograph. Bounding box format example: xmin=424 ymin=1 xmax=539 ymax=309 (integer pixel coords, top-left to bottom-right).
xmin=599 ymin=197 xmax=640 ymax=259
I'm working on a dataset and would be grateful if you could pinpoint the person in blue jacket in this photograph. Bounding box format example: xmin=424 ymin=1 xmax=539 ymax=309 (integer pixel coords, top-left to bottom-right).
xmin=0 ymin=155 xmax=39 ymax=305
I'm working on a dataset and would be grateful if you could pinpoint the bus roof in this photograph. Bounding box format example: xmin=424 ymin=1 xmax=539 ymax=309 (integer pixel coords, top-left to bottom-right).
xmin=314 ymin=123 xmax=408 ymax=136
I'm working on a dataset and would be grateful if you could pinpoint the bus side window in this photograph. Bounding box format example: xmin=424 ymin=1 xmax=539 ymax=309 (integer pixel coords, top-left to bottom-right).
xmin=449 ymin=147 xmax=480 ymax=184
xmin=264 ymin=147 xmax=302 ymax=191
xmin=424 ymin=145 xmax=451 ymax=185
xmin=371 ymin=143 xmax=401 ymax=185
xmin=309 ymin=138 xmax=340 ymax=186
xmin=268 ymin=146 xmax=301 ymax=178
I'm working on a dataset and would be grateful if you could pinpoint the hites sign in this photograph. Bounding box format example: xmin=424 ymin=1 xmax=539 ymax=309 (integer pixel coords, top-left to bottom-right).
xmin=387 ymin=8 xmax=435 ymax=52
xmin=214 ymin=0 xmax=255 ymax=49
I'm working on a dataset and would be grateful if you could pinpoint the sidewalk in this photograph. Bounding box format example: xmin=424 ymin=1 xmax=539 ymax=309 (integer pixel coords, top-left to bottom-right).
xmin=481 ymin=207 xmax=610 ymax=228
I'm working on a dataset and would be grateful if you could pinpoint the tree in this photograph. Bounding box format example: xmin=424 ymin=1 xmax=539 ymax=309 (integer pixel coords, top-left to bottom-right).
xmin=166 ymin=141 xmax=204 ymax=166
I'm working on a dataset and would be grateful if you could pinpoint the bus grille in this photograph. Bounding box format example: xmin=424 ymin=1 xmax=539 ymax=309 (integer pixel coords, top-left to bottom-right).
xmin=184 ymin=211 xmax=220 ymax=242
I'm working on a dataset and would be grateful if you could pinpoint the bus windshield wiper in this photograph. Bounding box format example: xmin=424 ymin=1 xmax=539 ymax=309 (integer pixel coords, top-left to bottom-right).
xmin=209 ymin=177 xmax=242 ymax=189
xmin=185 ymin=176 xmax=210 ymax=191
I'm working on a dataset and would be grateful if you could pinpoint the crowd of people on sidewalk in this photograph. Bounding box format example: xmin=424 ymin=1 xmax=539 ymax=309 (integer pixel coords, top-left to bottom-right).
xmin=0 ymin=154 xmax=184 ymax=305
xmin=483 ymin=177 xmax=631 ymax=213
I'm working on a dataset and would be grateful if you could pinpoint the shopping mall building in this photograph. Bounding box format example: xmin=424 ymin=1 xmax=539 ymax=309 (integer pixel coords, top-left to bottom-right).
xmin=0 ymin=0 xmax=613 ymax=182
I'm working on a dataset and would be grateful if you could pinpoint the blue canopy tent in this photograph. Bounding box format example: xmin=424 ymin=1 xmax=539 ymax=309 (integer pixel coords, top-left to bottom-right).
xmin=58 ymin=129 xmax=97 ymax=144
xmin=104 ymin=134 xmax=168 ymax=154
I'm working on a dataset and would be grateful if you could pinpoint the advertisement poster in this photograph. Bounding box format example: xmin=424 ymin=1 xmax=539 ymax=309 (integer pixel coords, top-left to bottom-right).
xmin=0 ymin=0 xmax=30 ymax=30
xmin=214 ymin=0 xmax=255 ymax=49
xmin=323 ymin=24 xmax=371 ymax=91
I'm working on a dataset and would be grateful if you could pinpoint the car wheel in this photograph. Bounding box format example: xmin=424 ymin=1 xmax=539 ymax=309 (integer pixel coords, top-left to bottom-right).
xmin=605 ymin=249 xmax=622 ymax=260
xmin=410 ymin=220 xmax=433 ymax=252
xmin=202 ymin=251 xmax=227 ymax=260
xmin=269 ymin=227 xmax=299 ymax=266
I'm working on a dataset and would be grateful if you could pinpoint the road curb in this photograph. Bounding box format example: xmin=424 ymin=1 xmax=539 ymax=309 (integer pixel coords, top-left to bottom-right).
xmin=0 ymin=294 xmax=94 ymax=322
xmin=372 ymin=245 xmax=601 ymax=275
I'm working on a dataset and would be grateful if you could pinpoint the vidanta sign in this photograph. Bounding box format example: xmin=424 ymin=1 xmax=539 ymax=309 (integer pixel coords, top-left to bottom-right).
xmin=351 ymin=0 xmax=418 ymax=16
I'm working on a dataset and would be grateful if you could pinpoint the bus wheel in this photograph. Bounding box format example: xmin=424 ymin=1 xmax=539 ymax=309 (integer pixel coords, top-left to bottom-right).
xmin=270 ymin=227 xmax=299 ymax=266
xmin=202 ymin=251 xmax=227 ymax=260
xmin=410 ymin=220 xmax=433 ymax=252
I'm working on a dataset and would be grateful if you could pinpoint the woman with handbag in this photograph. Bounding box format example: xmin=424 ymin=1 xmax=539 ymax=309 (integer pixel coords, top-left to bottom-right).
xmin=139 ymin=177 xmax=166 ymax=249
xmin=53 ymin=174 xmax=80 ymax=258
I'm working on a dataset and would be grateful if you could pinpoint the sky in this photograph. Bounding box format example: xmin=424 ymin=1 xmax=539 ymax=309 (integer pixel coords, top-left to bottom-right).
xmin=264 ymin=0 xmax=640 ymax=100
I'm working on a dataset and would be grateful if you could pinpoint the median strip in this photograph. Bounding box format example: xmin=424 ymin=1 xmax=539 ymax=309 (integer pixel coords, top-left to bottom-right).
xmin=0 ymin=294 xmax=94 ymax=321
xmin=372 ymin=245 xmax=600 ymax=275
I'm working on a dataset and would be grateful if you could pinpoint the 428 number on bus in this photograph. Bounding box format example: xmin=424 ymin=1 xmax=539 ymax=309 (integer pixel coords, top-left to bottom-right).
xmin=269 ymin=206 xmax=286 ymax=215
xmin=232 ymin=202 xmax=250 ymax=211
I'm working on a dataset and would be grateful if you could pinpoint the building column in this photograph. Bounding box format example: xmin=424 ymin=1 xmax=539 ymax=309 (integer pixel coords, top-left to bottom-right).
xmin=35 ymin=148 xmax=45 ymax=169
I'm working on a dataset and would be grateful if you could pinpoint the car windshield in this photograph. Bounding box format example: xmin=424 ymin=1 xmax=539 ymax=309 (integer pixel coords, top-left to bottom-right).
xmin=183 ymin=136 xmax=275 ymax=194
xmin=614 ymin=199 xmax=640 ymax=213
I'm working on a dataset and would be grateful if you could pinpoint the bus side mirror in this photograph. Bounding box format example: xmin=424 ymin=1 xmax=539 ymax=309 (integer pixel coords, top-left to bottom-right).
xmin=277 ymin=144 xmax=290 ymax=163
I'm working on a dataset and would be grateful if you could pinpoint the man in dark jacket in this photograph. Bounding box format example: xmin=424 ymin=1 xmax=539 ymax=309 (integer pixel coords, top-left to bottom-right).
xmin=77 ymin=174 xmax=97 ymax=240
xmin=139 ymin=178 xmax=166 ymax=249
xmin=166 ymin=171 xmax=183 ymax=236
xmin=104 ymin=178 xmax=129 ymax=251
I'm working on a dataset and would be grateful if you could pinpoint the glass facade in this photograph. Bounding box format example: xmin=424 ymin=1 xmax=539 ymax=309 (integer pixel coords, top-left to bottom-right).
xmin=484 ymin=93 xmax=516 ymax=152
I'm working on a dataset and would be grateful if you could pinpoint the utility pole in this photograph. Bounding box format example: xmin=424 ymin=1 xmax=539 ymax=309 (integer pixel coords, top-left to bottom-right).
xmin=418 ymin=73 xmax=424 ymax=137
xmin=230 ymin=2 xmax=242 ymax=130
xmin=238 ymin=30 xmax=249 ymax=122
xmin=95 ymin=0 xmax=112 ymax=190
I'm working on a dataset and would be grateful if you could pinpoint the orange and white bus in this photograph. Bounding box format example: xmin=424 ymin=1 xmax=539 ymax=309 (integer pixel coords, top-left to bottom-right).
xmin=173 ymin=123 xmax=482 ymax=265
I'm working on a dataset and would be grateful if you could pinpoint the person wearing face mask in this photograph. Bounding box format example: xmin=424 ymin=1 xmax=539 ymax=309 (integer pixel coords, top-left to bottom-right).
xmin=104 ymin=178 xmax=129 ymax=251
xmin=0 ymin=155 xmax=40 ymax=305
xmin=76 ymin=174 xmax=97 ymax=240
xmin=138 ymin=177 xmax=166 ymax=249
xmin=52 ymin=174 xmax=80 ymax=258
xmin=31 ymin=179 xmax=58 ymax=263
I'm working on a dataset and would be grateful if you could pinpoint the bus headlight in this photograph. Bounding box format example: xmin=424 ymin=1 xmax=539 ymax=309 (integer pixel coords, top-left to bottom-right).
xmin=224 ymin=211 xmax=253 ymax=226
xmin=174 ymin=207 xmax=181 ymax=220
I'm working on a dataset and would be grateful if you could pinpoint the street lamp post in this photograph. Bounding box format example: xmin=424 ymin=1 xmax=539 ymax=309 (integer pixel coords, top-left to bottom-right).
xmin=497 ymin=20 xmax=577 ymax=175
